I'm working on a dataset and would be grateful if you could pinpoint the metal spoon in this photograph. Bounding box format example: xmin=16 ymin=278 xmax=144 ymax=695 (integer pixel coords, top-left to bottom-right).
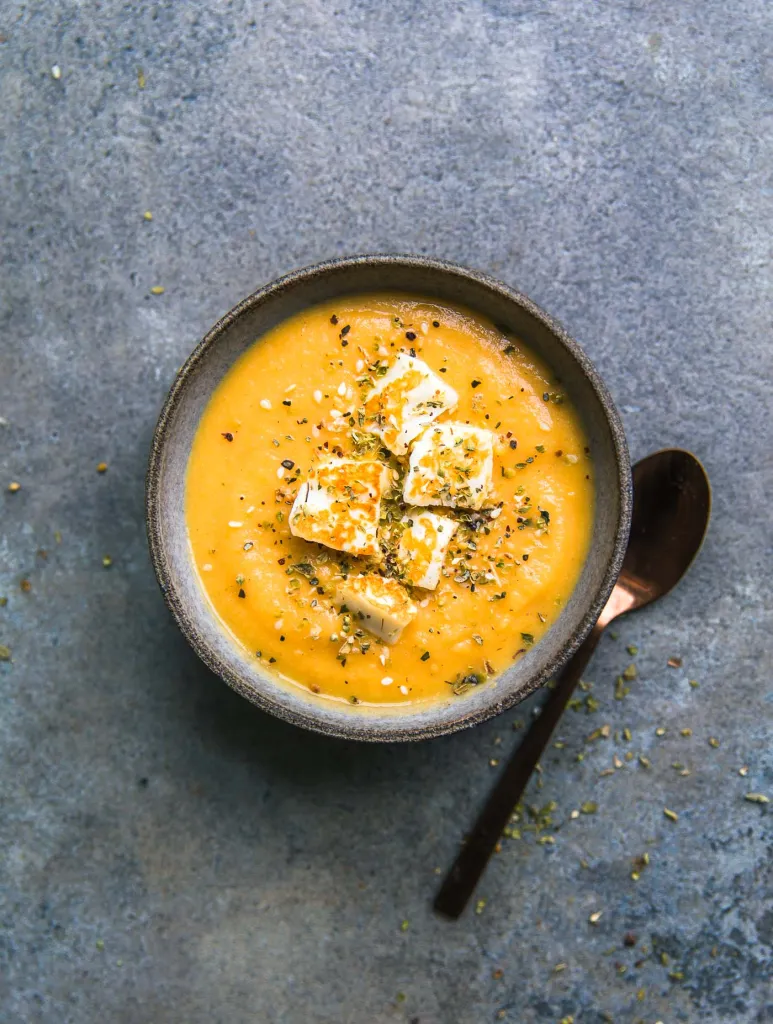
xmin=434 ymin=448 xmax=711 ymax=919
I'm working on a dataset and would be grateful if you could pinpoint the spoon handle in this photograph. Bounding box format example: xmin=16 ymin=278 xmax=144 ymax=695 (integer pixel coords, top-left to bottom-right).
xmin=434 ymin=621 xmax=605 ymax=919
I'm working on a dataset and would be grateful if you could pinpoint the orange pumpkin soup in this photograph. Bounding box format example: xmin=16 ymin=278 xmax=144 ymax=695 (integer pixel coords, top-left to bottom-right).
xmin=185 ymin=296 xmax=594 ymax=707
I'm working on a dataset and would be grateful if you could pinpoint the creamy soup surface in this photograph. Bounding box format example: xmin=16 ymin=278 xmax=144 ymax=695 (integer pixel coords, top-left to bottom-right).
xmin=185 ymin=296 xmax=594 ymax=707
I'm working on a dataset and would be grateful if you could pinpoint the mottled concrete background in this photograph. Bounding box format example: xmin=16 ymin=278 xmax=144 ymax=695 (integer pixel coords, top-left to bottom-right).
xmin=1 ymin=1 xmax=771 ymax=1022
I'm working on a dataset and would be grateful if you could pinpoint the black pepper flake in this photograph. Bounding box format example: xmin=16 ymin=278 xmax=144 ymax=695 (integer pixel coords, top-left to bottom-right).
xmin=509 ymin=439 xmax=518 ymax=450
xmin=341 ymin=339 xmax=348 ymax=347
xmin=522 ymin=554 xmax=529 ymax=561
xmin=542 ymin=392 xmax=550 ymax=402
xmin=279 ymin=635 xmax=285 ymax=642
xmin=439 ymin=367 xmax=447 ymax=373
xmin=432 ymin=320 xmax=440 ymax=328
xmin=409 ymin=347 xmax=417 ymax=358
xmin=282 ymin=399 xmax=292 ymax=406
xmin=471 ymin=379 xmax=482 ymax=389
xmin=281 ymin=459 xmax=295 ymax=470
xmin=330 ymin=314 xmax=339 ymax=325
xmin=405 ymin=331 xmax=416 ymax=341
xmin=238 ymin=588 xmax=246 ymax=598
xmin=316 ymin=586 xmax=325 ymax=595
xmin=421 ymin=651 xmax=430 ymax=661
xmin=340 ymin=324 xmax=350 ymax=336
xmin=278 ymin=557 xmax=286 ymax=565
xmin=269 ymin=657 xmax=277 ymax=664
xmin=221 ymin=431 xmax=234 ymax=442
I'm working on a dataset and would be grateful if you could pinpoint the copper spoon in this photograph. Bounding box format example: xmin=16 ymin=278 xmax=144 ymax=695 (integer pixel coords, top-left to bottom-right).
xmin=434 ymin=448 xmax=711 ymax=919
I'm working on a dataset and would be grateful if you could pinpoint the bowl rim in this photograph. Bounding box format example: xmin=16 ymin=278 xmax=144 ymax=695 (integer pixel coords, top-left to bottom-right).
xmin=146 ymin=254 xmax=632 ymax=741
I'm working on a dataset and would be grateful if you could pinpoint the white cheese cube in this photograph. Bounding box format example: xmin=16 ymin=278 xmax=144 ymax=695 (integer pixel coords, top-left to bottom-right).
xmin=403 ymin=422 xmax=494 ymax=510
xmin=362 ymin=353 xmax=458 ymax=456
xmin=335 ymin=574 xmax=418 ymax=645
xmin=398 ymin=511 xmax=458 ymax=590
xmin=289 ymin=458 xmax=391 ymax=559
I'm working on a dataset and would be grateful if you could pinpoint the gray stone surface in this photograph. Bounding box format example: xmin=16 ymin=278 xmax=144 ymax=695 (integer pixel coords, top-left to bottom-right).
xmin=1 ymin=0 xmax=771 ymax=1020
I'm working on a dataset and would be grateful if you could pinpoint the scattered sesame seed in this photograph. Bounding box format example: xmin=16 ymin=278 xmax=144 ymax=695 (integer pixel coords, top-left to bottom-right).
xmin=150 ymin=285 xmax=165 ymax=295
xmin=337 ymin=382 xmax=347 ymax=396
xmin=399 ymin=685 xmax=409 ymax=695
xmin=8 ymin=481 xmax=21 ymax=493
xmin=381 ymin=677 xmax=393 ymax=686
xmin=260 ymin=399 xmax=272 ymax=410
xmin=228 ymin=521 xmax=243 ymax=527
xmin=202 ymin=563 xmax=212 ymax=571
xmin=51 ymin=64 xmax=61 ymax=79
xmin=274 ymin=619 xmax=284 ymax=630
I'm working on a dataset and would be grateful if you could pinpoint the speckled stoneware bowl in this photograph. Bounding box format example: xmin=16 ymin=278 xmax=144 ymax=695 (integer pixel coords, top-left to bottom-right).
xmin=146 ymin=255 xmax=631 ymax=742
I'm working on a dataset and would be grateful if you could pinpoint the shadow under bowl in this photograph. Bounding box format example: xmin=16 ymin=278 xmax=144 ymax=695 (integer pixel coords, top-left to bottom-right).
xmin=146 ymin=255 xmax=632 ymax=742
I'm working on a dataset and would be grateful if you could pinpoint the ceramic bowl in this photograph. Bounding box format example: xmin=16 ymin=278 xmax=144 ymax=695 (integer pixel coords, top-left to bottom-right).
xmin=146 ymin=255 xmax=631 ymax=741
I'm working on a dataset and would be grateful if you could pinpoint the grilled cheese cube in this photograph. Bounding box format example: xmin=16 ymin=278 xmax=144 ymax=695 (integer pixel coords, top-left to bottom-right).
xmin=398 ymin=511 xmax=458 ymax=590
xmin=289 ymin=458 xmax=391 ymax=558
xmin=335 ymin=574 xmax=417 ymax=645
xmin=403 ymin=422 xmax=494 ymax=510
xmin=362 ymin=353 xmax=458 ymax=456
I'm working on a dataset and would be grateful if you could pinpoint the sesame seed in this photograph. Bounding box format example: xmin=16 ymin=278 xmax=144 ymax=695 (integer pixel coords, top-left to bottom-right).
xmin=260 ymin=399 xmax=272 ymax=410
xmin=202 ymin=563 xmax=212 ymax=571
xmin=399 ymin=685 xmax=409 ymax=695
xmin=51 ymin=65 xmax=61 ymax=79
xmin=381 ymin=677 xmax=393 ymax=686
xmin=337 ymin=382 xmax=347 ymax=396
xmin=228 ymin=521 xmax=243 ymax=527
